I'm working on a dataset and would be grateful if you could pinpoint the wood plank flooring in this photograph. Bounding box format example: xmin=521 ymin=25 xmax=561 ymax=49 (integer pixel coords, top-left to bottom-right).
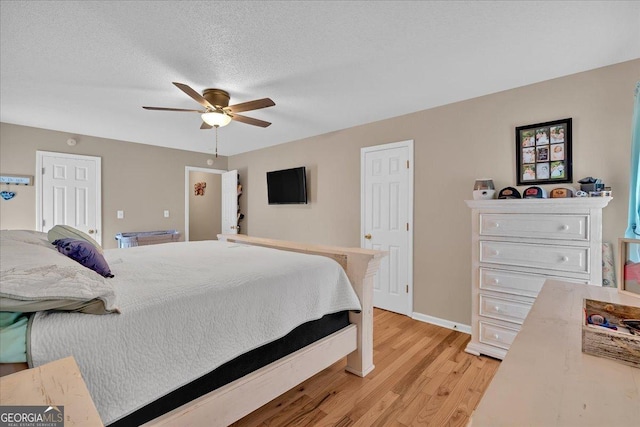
xmin=232 ymin=309 xmax=500 ymax=426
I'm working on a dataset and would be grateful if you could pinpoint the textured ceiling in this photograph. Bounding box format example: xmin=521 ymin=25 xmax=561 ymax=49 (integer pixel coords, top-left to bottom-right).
xmin=1 ymin=1 xmax=639 ymax=156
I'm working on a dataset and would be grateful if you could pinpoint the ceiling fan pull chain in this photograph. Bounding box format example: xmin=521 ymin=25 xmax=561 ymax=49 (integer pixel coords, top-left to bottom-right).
xmin=215 ymin=124 xmax=219 ymax=158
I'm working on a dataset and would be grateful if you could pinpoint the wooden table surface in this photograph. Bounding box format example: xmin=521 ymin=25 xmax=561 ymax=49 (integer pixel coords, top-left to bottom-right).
xmin=471 ymin=279 xmax=640 ymax=427
xmin=0 ymin=356 xmax=103 ymax=426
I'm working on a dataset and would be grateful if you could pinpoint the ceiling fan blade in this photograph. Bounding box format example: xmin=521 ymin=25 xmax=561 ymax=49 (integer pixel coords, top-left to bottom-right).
xmin=200 ymin=121 xmax=213 ymax=130
xmin=231 ymin=113 xmax=272 ymax=128
xmin=227 ymin=98 xmax=275 ymax=114
xmin=172 ymin=82 xmax=214 ymax=109
xmin=143 ymin=106 xmax=205 ymax=112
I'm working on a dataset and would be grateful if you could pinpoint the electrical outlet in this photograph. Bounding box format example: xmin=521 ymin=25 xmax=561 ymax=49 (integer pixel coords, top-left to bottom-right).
xmin=164 ymin=210 xmax=170 ymax=218
xmin=117 ymin=210 xmax=124 ymax=219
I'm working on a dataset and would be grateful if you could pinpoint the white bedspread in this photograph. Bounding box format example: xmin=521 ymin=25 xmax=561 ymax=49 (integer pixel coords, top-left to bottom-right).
xmin=29 ymin=240 xmax=361 ymax=425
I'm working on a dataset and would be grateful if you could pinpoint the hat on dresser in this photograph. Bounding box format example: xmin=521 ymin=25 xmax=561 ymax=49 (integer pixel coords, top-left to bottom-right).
xmin=550 ymin=188 xmax=574 ymax=198
xmin=497 ymin=187 xmax=522 ymax=199
xmin=523 ymin=186 xmax=547 ymax=198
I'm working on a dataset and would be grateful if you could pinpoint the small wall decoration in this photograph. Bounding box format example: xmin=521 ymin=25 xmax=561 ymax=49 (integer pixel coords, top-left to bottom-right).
xmin=194 ymin=182 xmax=206 ymax=196
xmin=516 ymin=118 xmax=572 ymax=185
xmin=0 ymin=191 xmax=16 ymax=200
xmin=0 ymin=174 xmax=33 ymax=185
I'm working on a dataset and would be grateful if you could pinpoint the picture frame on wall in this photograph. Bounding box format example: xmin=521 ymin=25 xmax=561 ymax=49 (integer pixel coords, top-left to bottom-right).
xmin=515 ymin=118 xmax=572 ymax=185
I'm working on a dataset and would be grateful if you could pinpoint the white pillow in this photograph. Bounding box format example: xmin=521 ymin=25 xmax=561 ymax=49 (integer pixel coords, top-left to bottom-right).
xmin=47 ymin=225 xmax=103 ymax=254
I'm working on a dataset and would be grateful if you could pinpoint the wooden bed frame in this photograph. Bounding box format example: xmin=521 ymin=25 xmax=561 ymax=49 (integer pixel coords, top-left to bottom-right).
xmin=140 ymin=235 xmax=385 ymax=427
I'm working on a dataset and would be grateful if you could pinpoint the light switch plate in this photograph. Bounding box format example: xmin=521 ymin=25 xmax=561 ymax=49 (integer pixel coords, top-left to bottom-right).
xmin=117 ymin=210 xmax=124 ymax=219
xmin=164 ymin=210 xmax=170 ymax=218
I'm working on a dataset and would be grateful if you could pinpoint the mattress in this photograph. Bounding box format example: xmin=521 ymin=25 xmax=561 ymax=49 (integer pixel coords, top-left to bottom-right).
xmin=28 ymin=240 xmax=361 ymax=424
xmin=111 ymin=310 xmax=350 ymax=426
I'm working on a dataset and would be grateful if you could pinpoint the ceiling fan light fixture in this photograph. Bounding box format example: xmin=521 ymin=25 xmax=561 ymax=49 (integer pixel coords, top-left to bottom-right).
xmin=201 ymin=111 xmax=232 ymax=127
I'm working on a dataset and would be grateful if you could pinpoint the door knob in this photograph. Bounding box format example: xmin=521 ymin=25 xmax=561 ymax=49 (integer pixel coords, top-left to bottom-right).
xmin=88 ymin=229 xmax=95 ymax=234
xmin=364 ymin=234 xmax=372 ymax=240
xmin=231 ymin=226 xmax=236 ymax=230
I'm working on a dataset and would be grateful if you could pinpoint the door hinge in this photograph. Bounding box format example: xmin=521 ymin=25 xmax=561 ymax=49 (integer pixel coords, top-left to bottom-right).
xmin=406 ymin=160 xmax=409 ymax=169
xmin=406 ymin=285 xmax=409 ymax=293
xmin=42 ymin=219 xmax=45 ymax=227
xmin=406 ymin=223 xmax=409 ymax=231
xmin=42 ymin=167 xmax=45 ymax=175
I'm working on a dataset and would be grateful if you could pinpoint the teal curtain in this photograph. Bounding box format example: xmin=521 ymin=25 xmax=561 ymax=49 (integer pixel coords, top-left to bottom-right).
xmin=626 ymin=81 xmax=640 ymax=240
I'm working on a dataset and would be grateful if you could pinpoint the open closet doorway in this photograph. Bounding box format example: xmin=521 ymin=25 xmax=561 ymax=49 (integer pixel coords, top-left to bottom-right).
xmin=184 ymin=167 xmax=226 ymax=241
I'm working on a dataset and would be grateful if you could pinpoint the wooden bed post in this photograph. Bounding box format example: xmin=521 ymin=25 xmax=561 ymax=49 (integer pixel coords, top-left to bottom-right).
xmin=344 ymin=252 xmax=381 ymax=377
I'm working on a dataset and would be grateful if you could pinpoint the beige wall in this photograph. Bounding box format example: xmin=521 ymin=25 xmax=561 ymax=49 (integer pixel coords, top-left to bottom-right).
xmin=229 ymin=59 xmax=640 ymax=325
xmin=0 ymin=124 xmax=228 ymax=248
xmin=189 ymin=171 xmax=222 ymax=241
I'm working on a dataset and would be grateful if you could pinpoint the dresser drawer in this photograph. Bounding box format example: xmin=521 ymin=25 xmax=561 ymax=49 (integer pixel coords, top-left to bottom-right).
xmin=479 ymin=214 xmax=588 ymax=241
xmin=480 ymin=268 xmax=589 ymax=297
xmin=479 ymin=294 xmax=533 ymax=324
xmin=480 ymin=241 xmax=589 ymax=274
xmin=479 ymin=321 xmax=520 ymax=350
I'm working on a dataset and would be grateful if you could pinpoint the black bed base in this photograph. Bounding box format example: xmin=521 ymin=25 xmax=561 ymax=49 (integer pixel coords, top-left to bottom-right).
xmin=110 ymin=311 xmax=350 ymax=426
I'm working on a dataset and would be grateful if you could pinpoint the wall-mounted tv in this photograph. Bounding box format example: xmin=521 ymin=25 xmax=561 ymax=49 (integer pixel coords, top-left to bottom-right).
xmin=266 ymin=166 xmax=307 ymax=205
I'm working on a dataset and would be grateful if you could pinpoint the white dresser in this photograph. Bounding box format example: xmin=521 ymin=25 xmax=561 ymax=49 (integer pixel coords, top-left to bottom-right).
xmin=464 ymin=197 xmax=612 ymax=359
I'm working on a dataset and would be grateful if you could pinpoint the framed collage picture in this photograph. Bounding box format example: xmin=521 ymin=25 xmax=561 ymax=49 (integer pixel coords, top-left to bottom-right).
xmin=516 ymin=118 xmax=572 ymax=185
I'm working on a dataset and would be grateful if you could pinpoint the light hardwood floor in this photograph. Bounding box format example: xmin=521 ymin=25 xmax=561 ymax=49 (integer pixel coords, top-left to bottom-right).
xmin=233 ymin=308 xmax=501 ymax=426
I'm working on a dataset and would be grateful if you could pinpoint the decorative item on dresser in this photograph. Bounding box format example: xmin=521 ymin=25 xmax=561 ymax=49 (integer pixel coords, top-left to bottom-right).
xmin=473 ymin=178 xmax=495 ymax=200
xmin=464 ymin=197 xmax=612 ymax=360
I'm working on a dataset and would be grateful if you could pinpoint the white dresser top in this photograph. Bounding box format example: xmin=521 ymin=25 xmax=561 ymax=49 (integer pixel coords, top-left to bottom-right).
xmin=465 ymin=196 xmax=612 ymax=210
xmin=471 ymin=279 xmax=640 ymax=427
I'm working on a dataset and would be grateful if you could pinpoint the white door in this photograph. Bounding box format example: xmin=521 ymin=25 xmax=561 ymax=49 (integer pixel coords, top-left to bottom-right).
xmin=361 ymin=140 xmax=413 ymax=315
xmin=221 ymin=170 xmax=239 ymax=235
xmin=36 ymin=151 xmax=102 ymax=245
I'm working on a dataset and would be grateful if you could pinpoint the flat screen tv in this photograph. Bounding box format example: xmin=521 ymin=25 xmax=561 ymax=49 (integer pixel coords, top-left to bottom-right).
xmin=267 ymin=166 xmax=307 ymax=204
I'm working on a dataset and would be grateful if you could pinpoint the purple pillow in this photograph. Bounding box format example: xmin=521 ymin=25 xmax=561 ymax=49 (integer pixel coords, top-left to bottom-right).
xmin=53 ymin=238 xmax=114 ymax=278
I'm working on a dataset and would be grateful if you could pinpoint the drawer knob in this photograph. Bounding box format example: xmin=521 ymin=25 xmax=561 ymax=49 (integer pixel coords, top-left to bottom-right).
xmin=491 ymin=222 xmax=500 ymax=228
xmin=561 ymin=224 xmax=570 ymax=231
xmin=494 ymin=306 xmax=501 ymax=312
xmin=490 ymin=250 xmax=500 ymax=256
xmin=493 ymin=333 xmax=500 ymax=340
xmin=560 ymin=256 xmax=569 ymax=262
xmin=492 ymin=278 xmax=500 ymax=284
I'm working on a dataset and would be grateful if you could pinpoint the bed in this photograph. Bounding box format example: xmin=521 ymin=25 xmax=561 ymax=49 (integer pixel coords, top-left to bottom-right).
xmin=0 ymin=230 xmax=383 ymax=426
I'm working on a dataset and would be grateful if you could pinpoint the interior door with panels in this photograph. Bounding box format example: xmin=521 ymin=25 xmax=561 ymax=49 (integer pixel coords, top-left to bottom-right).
xmin=361 ymin=140 xmax=413 ymax=316
xmin=36 ymin=151 xmax=102 ymax=245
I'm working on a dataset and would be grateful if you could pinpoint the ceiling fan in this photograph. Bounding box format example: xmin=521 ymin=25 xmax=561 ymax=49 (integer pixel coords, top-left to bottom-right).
xmin=143 ymin=82 xmax=275 ymax=129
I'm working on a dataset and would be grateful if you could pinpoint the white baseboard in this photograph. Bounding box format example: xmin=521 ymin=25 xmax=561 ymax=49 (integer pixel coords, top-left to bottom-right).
xmin=412 ymin=312 xmax=471 ymax=335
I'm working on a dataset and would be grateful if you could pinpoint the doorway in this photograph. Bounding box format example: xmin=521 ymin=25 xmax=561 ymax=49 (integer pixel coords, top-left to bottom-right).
xmin=36 ymin=151 xmax=102 ymax=245
xmin=361 ymin=140 xmax=414 ymax=316
xmin=184 ymin=167 xmax=238 ymax=241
